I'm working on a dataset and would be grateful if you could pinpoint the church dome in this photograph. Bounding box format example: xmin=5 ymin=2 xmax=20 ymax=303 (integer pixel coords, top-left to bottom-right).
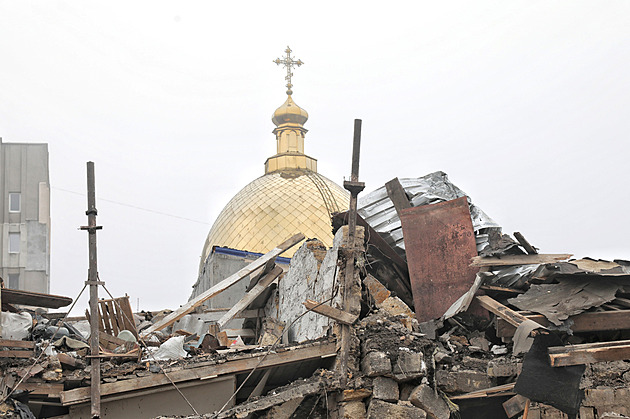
xmin=272 ymin=95 xmax=308 ymax=126
xmin=199 ymin=170 xmax=349 ymax=264
xmin=199 ymin=47 xmax=350 ymax=270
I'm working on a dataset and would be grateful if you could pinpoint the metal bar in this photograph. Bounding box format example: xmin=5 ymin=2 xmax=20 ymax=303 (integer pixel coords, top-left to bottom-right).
xmin=84 ymin=161 xmax=101 ymax=418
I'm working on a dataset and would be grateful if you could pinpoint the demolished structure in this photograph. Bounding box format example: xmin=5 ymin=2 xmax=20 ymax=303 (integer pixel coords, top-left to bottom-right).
xmin=1 ymin=169 xmax=629 ymax=419
xmin=1 ymin=48 xmax=629 ymax=418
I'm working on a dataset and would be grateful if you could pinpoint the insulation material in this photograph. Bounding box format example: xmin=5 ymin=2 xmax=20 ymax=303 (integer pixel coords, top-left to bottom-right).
xmin=1 ymin=311 xmax=32 ymax=340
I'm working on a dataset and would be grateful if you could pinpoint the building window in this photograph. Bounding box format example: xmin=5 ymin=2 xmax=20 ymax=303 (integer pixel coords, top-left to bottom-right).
xmin=8 ymin=274 xmax=19 ymax=289
xmin=9 ymin=193 xmax=21 ymax=212
xmin=8 ymin=232 xmax=20 ymax=253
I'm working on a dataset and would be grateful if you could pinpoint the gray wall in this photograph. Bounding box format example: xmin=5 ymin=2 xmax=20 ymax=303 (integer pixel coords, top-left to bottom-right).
xmin=0 ymin=138 xmax=50 ymax=293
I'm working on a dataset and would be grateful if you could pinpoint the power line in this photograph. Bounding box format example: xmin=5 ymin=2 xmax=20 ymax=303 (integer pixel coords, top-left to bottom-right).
xmin=52 ymin=186 xmax=212 ymax=225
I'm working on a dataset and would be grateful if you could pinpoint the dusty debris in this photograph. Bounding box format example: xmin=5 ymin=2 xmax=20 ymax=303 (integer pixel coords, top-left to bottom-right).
xmin=3 ymin=172 xmax=630 ymax=419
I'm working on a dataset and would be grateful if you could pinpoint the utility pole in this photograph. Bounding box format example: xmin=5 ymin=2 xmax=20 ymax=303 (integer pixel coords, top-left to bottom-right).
xmin=80 ymin=162 xmax=103 ymax=418
xmin=339 ymin=119 xmax=365 ymax=387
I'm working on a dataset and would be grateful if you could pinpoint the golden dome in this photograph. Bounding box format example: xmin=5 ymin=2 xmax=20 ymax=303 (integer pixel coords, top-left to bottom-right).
xmin=200 ymin=170 xmax=349 ymax=264
xmin=199 ymin=47 xmax=349 ymax=270
xmin=272 ymin=95 xmax=308 ymax=126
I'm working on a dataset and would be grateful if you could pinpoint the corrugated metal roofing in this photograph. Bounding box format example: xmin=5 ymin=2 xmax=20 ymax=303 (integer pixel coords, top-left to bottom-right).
xmin=357 ymin=171 xmax=501 ymax=257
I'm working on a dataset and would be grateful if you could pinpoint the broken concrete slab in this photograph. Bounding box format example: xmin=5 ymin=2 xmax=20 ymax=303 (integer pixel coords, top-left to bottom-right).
xmin=366 ymin=399 xmax=427 ymax=419
xmin=372 ymin=376 xmax=399 ymax=402
xmin=361 ymin=351 xmax=392 ymax=377
xmin=409 ymin=384 xmax=451 ymax=419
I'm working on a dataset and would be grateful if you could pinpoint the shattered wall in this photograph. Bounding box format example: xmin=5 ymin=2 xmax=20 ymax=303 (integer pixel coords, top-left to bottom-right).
xmin=268 ymin=226 xmax=364 ymax=343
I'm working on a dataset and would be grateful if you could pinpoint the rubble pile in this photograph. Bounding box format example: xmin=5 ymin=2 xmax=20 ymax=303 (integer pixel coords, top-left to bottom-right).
xmin=1 ymin=172 xmax=629 ymax=418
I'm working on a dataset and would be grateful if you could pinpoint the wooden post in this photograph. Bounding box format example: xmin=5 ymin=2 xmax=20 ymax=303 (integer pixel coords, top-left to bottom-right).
xmin=340 ymin=119 xmax=365 ymax=387
xmin=80 ymin=162 xmax=103 ymax=418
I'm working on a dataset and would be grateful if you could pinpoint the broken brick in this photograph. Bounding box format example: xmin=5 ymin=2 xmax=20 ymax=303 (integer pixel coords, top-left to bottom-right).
xmin=361 ymin=351 xmax=392 ymax=377
xmin=366 ymin=399 xmax=427 ymax=419
xmin=409 ymin=384 xmax=451 ymax=419
xmin=372 ymin=376 xmax=399 ymax=402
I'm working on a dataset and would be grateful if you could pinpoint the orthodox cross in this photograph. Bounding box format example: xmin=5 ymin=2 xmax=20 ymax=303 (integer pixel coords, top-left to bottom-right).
xmin=273 ymin=46 xmax=303 ymax=95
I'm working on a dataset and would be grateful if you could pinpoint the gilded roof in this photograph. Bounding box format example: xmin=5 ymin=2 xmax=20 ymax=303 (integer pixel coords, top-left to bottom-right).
xmin=200 ymin=170 xmax=350 ymax=267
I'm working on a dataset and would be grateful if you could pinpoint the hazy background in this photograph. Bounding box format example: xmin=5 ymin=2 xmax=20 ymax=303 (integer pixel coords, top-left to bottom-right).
xmin=1 ymin=1 xmax=628 ymax=312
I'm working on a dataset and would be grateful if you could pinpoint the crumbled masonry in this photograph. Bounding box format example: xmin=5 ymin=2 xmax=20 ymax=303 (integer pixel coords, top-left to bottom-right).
xmin=1 ymin=173 xmax=629 ymax=418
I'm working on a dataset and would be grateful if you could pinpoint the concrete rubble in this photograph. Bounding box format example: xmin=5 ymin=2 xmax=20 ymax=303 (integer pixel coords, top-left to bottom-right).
xmin=1 ymin=172 xmax=629 ymax=419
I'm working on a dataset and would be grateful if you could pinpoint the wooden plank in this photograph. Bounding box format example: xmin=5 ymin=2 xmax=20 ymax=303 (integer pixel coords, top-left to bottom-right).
xmin=471 ymin=254 xmax=572 ymax=267
xmin=476 ymin=295 xmax=531 ymax=328
xmin=496 ymin=310 xmax=630 ymax=338
xmin=548 ymin=340 xmax=630 ymax=367
xmin=503 ymin=394 xmax=528 ymax=418
xmin=61 ymin=340 xmax=336 ymax=405
xmin=513 ymin=232 xmax=538 ymax=255
xmin=224 ymin=329 xmax=256 ymax=339
xmin=57 ymin=353 xmax=80 ymax=368
xmin=107 ymin=300 xmax=119 ymax=335
xmin=217 ymin=266 xmax=283 ymax=328
xmin=99 ymin=331 xmax=127 ymax=348
xmin=16 ymin=382 xmax=64 ymax=397
xmin=140 ymin=233 xmax=304 ymax=338
xmin=116 ymin=296 xmax=138 ymax=337
xmin=0 ymin=350 xmax=34 ymax=358
xmin=450 ymin=383 xmax=515 ymax=400
xmin=0 ymin=339 xmax=35 ymax=349
xmin=1 ymin=288 xmax=72 ymax=308
xmin=303 ymin=299 xmax=358 ymax=325
xmin=385 ymin=177 xmax=411 ymax=218
xmin=99 ymin=303 xmax=112 ymax=335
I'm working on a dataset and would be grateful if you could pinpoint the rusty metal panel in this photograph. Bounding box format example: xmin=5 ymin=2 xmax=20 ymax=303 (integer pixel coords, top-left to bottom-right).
xmin=400 ymin=196 xmax=479 ymax=322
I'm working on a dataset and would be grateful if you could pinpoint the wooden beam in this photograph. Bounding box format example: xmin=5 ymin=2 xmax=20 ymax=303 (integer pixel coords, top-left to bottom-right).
xmin=548 ymin=340 xmax=630 ymax=367
xmin=303 ymin=299 xmax=359 ymax=325
xmin=385 ymin=177 xmax=411 ymax=218
xmin=60 ymin=341 xmax=336 ymax=406
xmin=476 ymin=295 xmax=531 ymax=328
xmin=140 ymin=233 xmax=304 ymax=337
xmin=496 ymin=310 xmax=630 ymax=338
xmin=470 ymin=254 xmax=572 ymax=267
xmin=513 ymin=232 xmax=538 ymax=255
xmin=503 ymin=394 xmax=528 ymax=418
xmin=1 ymin=288 xmax=73 ymax=309
xmin=0 ymin=351 xmax=34 ymax=358
xmin=217 ymin=266 xmax=283 ymax=328
xmin=0 ymin=339 xmax=35 ymax=349
xmin=16 ymin=382 xmax=64 ymax=397
xmin=450 ymin=383 xmax=516 ymax=400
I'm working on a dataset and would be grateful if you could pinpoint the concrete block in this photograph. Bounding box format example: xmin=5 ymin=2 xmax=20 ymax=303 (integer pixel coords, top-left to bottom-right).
xmin=373 ymin=376 xmax=399 ymax=402
xmin=579 ymin=407 xmax=596 ymax=419
xmin=361 ymin=351 xmax=392 ymax=377
xmin=487 ymin=359 xmax=522 ymax=377
xmin=338 ymin=401 xmax=367 ymax=419
xmin=399 ymin=384 xmax=416 ymax=401
xmin=599 ymin=407 xmax=630 ymax=416
xmin=538 ymin=405 xmax=568 ymax=419
xmin=265 ymin=396 xmax=303 ymax=419
xmin=339 ymin=388 xmax=372 ymax=401
xmin=435 ymin=369 xmax=492 ymax=394
xmin=409 ymin=384 xmax=450 ymax=419
xmin=367 ymin=399 xmax=427 ymax=419
xmin=584 ymin=387 xmax=616 ymax=407
xmin=393 ymin=350 xmax=425 ymax=382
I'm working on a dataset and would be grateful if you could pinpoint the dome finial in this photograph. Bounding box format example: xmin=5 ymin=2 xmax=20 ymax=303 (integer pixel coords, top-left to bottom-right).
xmin=273 ymin=46 xmax=303 ymax=96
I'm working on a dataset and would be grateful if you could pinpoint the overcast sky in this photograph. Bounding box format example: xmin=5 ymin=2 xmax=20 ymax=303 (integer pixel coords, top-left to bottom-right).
xmin=1 ymin=1 xmax=629 ymax=312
